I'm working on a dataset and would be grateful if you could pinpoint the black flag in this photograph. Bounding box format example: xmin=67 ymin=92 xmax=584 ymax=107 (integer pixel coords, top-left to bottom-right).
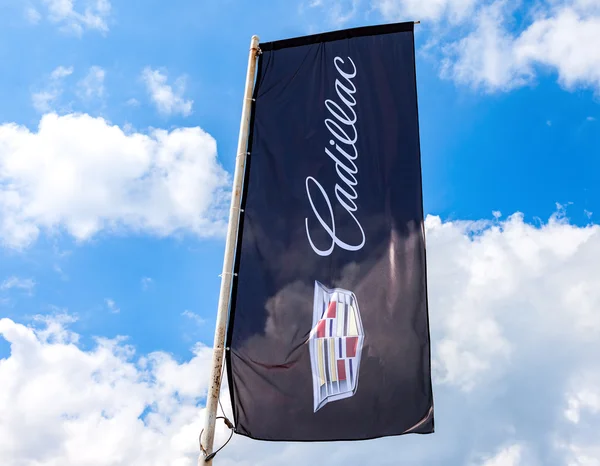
xmin=225 ymin=21 xmax=434 ymax=442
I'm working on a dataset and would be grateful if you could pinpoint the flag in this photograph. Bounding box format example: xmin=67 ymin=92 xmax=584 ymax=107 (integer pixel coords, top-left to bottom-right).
xmin=225 ymin=21 xmax=434 ymax=442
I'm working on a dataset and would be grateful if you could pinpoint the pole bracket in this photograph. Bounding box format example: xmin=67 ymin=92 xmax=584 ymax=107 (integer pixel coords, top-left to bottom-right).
xmin=199 ymin=417 xmax=235 ymax=463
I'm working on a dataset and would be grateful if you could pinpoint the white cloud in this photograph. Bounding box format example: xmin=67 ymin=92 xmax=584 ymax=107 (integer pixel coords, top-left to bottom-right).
xmin=0 ymin=276 xmax=36 ymax=293
xmin=428 ymin=209 xmax=600 ymax=389
xmin=39 ymin=0 xmax=111 ymax=34
xmin=433 ymin=0 xmax=600 ymax=93
xmin=558 ymin=369 xmax=600 ymax=465
xmin=308 ymin=0 xmax=361 ymax=25
xmin=142 ymin=68 xmax=193 ymax=117
xmin=480 ymin=444 xmax=523 ymax=466
xmin=181 ymin=310 xmax=205 ymax=326
xmin=439 ymin=0 xmax=533 ymax=92
xmin=0 ymin=113 xmax=230 ymax=249
xmin=31 ymin=311 xmax=79 ymax=344
xmin=1 ymin=211 xmax=600 ymax=465
xmin=54 ymin=264 xmax=69 ymax=280
xmin=105 ymin=298 xmax=120 ymax=313
xmin=141 ymin=277 xmax=153 ymax=290
xmin=32 ymin=66 xmax=74 ymax=113
xmin=0 ymin=314 xmax=215 ymax=466
xmin=374 ymin=0 xmax=476 ymax=23
xmin=33 ymin=66 xmax=105 ymax=112
xmin=77 ymin=66 xmax=105 ymax=101
xmin=50 ymin=66 xmax=74 ymax=80
xmin=374 ymin=1 xmax=600 ymax=94
xmin=25 ymin=6 xmax=42 ymax=24
xmin=513 ymin=3 xmax=600 ymax=92
xmin=562 ymin=444 xmax=600 ymax=466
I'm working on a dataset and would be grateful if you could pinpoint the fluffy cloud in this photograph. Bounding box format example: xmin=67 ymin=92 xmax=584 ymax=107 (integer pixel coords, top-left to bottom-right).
xmin=37 ymin=0 xmax=111 ymax=34
xmin=1 ymin=276 xmax=36 ymax=293
xmin=25 ymin=6 xmax=42 ymax=24
xmin=375 ymin=0 xmax=600 ymax=94
xmin=0 ymin=113 xmax=230 ymax=248
xmin=31 ymin=66 xmax=74 ymax=113
xmin=480 ymin=444 xmax=523 ymax=466
xmin=307 ymin=0 xmax=361 ymax=25
xmin=105 ymin=298 xmax=120 ymax=313
xmin=77 ymin=66 xmax=106 ymax=101
xmin=442 ymin=1 xmax=600 ymax=92
xmin=374 ymin=0 xmax=476 ymax=23
xmin=1 ymin=211 xmax=600 ymax=465
xmin=32 ymin=66 xmax=107 ymax=112
xmin=142 ymin=68 xmax=194 ymax=117
xmin=0 ymin=314 xmax=215 ymax=466
xmin=181 ymin=310 xmax=206 ymax=326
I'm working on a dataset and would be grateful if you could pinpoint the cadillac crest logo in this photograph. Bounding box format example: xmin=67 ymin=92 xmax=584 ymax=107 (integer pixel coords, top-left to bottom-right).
xmin=308 ymin=281 xmax=364 ymax=412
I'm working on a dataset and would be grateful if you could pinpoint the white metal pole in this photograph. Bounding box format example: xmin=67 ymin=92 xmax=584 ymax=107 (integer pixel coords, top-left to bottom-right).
xmin=199 ymin=34 xmax=260 ymax=466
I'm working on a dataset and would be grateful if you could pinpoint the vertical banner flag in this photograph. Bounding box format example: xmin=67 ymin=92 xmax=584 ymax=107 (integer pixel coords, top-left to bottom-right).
xmin=226 ymin=21 xmax=434 ymax=442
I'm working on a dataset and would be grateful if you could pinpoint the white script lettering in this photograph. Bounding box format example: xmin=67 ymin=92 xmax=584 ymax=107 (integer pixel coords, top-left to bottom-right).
xmin=305 ymin=56 xmax=365 ymax=257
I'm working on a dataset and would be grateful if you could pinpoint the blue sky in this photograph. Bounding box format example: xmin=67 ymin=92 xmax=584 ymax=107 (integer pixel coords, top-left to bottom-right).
xmin=1 ymin=1 xmax=600 ymax=465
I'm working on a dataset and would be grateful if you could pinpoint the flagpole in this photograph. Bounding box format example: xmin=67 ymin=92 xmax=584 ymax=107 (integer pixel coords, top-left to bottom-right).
xmin=199 ymin=34 xmax=260 ymax=466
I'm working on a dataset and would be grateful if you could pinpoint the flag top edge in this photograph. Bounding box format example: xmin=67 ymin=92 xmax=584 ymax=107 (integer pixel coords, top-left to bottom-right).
xmin=259 ymin=21 xmax=414 ymax=51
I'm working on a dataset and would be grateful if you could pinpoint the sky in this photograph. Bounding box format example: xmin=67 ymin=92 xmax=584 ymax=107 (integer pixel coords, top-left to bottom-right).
xmin=0 ymin=0 xmax=599 ymax=465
